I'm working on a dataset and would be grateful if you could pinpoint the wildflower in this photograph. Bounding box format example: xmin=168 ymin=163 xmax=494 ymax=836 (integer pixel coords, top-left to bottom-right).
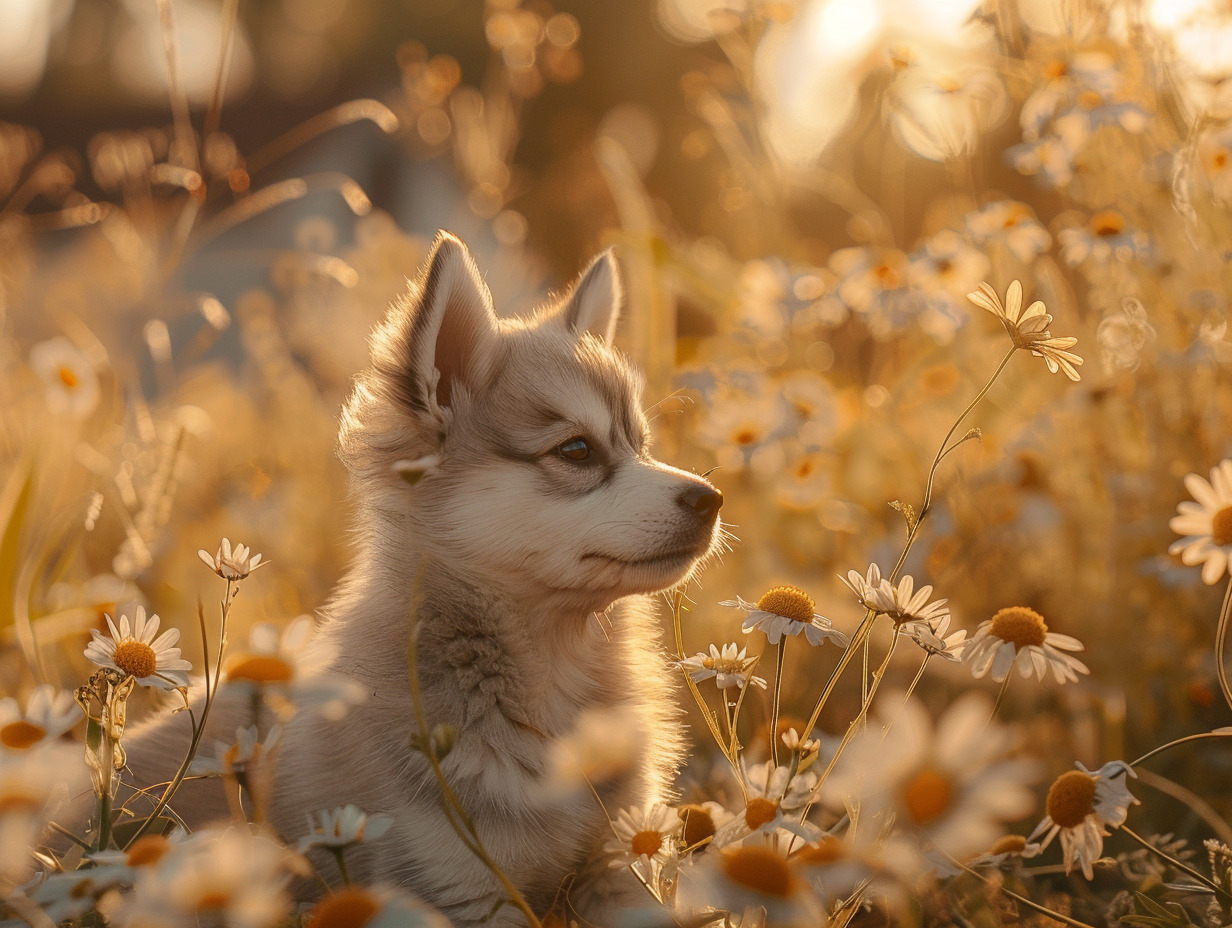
xmin=823 ymin=694 xmax=1039 ymax=861
xmin=1169 ymin=459 xmax=1232 ymax=585
xmin=116 ymin=827 xmax=303 ymax=928
xmin=714 ymin=759 xmax=818 ymax=846
xmin=886 ymin=64 xmax=1009 ymax=163
xmin=298 ymin=804 xmax=394 ymax=853
xmin=29 ymin=336 xmax=100 ymax=420
xmin=0 ymin=742 xmax=84 ymax=883
xmin=839 ymin=563 xmax=885 ymax=611
xmin=906 ymin=614 xmax=967 ymax=660
xmin=84 ymin=605 xmax=192 ymax=691
xmin=190 ymin=724 xmax=282 ymax=778
xmin=224 ymin=616 xmax=366 ymax=719
xmin=1026 ymin=761 xmax=1139 ymax=879
xmin=545 ymin=705 xmax=643 ymax=790
xmin=304 ymin=886 xmax=450 ymax=928
xmin=967 ymin=281 xmax=1083 ymax=384
xmin=676 ymin=643 xmax=767 ymax=691
xmin=197 ymin=537 xmax=266 ymax=581
xmin=677 ymin=801 xmax=733 ymax=851
xmin=869 ymin=574 xmax=950 ymax=627
xmin=680 ymin=844 xmax=823 ymax=928
xmin=722 ymin=586 xmax=849 ymax=648
xmin=969 ymin=833 xmax=1030 ymax=870
xmin=780 ymin=728 xmax=821 ymax=771
xmin=963 ymin=606 xmax=1089 ymax=683
xmin=1057 ymin=209 xmax=1151 ymax=267
xmin=966 ymin=200 xmax=1052 ymax=263
xmin=605 ymin=803 xmax=680 ymax=869
xmin=0 ymin=684 xmax=79 ymax=751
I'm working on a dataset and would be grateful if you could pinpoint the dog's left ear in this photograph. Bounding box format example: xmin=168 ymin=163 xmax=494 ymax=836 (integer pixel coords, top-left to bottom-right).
xmin=562 ymin=249 xmax=622 ymax=344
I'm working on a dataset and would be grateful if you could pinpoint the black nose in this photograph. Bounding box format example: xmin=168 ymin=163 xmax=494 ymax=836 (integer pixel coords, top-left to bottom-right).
xmin=678 ymin=483 xmax=723 ymax=521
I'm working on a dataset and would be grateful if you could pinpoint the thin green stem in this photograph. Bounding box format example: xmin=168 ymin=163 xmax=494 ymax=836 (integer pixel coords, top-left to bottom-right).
xmin=1130 ymin=730 xmax=1232 ymax=768
xmin=952 ymin=856 xmax=1098 ymax=928
xmin=769 ymin=642 xmax=786 ymax=768
xmin=1121 ymin=826 xmax=1231 ymax=900
xmin=332 ymin=848 xmax=352 ymax=886
xmin=1214 ymin=576 xmax=1232 ymax=712
xmin=800 ymin=611 xmax=876 ymax=743
xmin=881 ymin=653 xmax=931 ymax=741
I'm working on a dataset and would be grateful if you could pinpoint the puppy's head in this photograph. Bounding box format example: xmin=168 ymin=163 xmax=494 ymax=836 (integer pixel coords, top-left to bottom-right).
xmin=341 ymin=232 xmax=723 ymax=609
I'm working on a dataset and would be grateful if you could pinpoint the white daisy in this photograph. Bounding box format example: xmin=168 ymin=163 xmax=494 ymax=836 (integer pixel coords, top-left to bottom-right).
xmin=869 ymin=574 xmax=951 ymax=627
xmin=189 ymin=724 xmax=282 ymax=778
xmin=967 ymin=280 xmax=1083 ymax=380
xmin=0 ymin=684 xmax=80 ymax=751
xmin=722 ymin=586 xmax=849 ymax=648
xmin=84 ymin=605 xmax=192 ymax=690
xmin=29 ymin=336 xmax=101 ymax=421
xmin=675 ymin=643 xmax=767 ymax=691
xmin=1025 ymin=761 xmax=1139 ymax=879
xmin=677 ymin=844 xmax=824 ymax=928
xmin=0 ymin=742 xmax=85 ymax=883
xmin=962 ymin=606 xmax=1089 ymax=684
xmin=965 ymin=200 xmax=1052 ymax=263
xmin=1169 ymin=460 xmax=1232 ymax=585
xmin=302 ymin=885 xmax=451 ymax=928
xmin=197 ymin=537 xmax=266 ymax=581
xmin=116 ymin=826 xmax=303 ymax=928
xmin=822 ymin=693 xmax=1040 ymax=862
xmin=906 ymin=614 xmax=968 ymax=661
xmin=298 ymin=804 xmax=394 ymax=853
xmin=604 ymin=803 xmax=680 ymax=869
xmin=838 ymin=563 xmax=885 ymax=611
xmin=714 ymin=759 xmax=819 ymax=847
xmin=223 ymin=616 xmax=366 ymax=719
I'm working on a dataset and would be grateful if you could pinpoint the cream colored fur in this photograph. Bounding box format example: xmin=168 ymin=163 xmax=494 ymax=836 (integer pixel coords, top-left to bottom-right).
xmin=122 ymin=233 xmax=724 ymax=926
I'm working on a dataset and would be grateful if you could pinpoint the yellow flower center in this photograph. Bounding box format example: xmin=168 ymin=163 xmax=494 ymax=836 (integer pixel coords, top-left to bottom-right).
xmin=226 ymin=654 xmax=295 ymax=684
xmin=678 ymin=804 xmax=716 ymax=848
xmin=1089 ymin=210 xmax=1124 ymax=237
xmin=989 ymin=606 xmax=1048 ymax=648
xmin=1077 ymin=89 xmax=1104 ymax=110
xmin=0 ymin=720 xmax=46 ymax=750
xmin=1044 ymin=60 xmax=1068 ymax=80
xmin=756 ymin=586 xmax=815 ymax=623
xmin=57 ymin=366 xmax=79 ymax=389
xmin=1212 ymin=506 xmax=1232 ymax=548
xmin=702 ymin=654 xmax=747 ymax=675
xmin=0 ymin=788 xmax=42 ymax=815
xmin=630 ymin=829 xmax=664 ymax=858
xmin=195 ymin=890 xmax=231 ymax=911
xmin=901 ymin=767 xmax=953 ymax=826
xmin=733 ymin=428 xmax=759 ymax=446
xmin=125 ymin=834 xmax=172 ymax=867
xmin=307 ymin=889 xmax=381 ymax=928
xmin=792 ymin=834 xmax=845 ymax=865
xmin=1045 ymin=770 xmax=1097 ymax=829
xmin=720 ymin=846 xmax=797 ymax=898
xmin=113 ymin=640 xmax=158 ymax=679
xmin=744 ymin=796 xmax=780 ymax=831
xmin=989 ymin=834 xmax=1028 ymax=856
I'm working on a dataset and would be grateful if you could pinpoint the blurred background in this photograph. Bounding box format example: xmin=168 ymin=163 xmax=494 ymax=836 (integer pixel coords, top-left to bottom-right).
xmin=4 ymin=0 xmax=1232 ymax=839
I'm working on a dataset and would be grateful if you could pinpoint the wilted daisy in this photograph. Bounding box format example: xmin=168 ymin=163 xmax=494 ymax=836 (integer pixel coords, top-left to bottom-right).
xmin=84 ymin=605 xmax=192 ymax=690
xmin=722 ymin=586 xmax=849 ymax=648
xmin=605 ymin=803 xmax=680 ymax=869
xmin=298 ymin=804 xmax=394 ymax=853
xmin=869 ymin=574 xmax=950 ymax=628
xmin=963 ymin=606 xmax=1089 ymax=684
xmin=906 ymin=614 xmax=967 ymax=661
xmin=1026 ymin=761 xmax=1139 ymax=879
xmin=116 ymin=827 xmax=303 ymax=928
xmin=29 ymin=336 xmax=101 ymax=420
xmin=198 ymin=537 xmax=266 ymax=581
xmin=0 ymin=684 xmax=79 ymax=751
xmin=822 ymin=694 xmax=1039 ymax=861
xmin=676 ymin=643 xmax=767 ymax=691
xmin=967 ymin=280 xmax=1083 ymax=380
xmin=1169 ymin=459 xmax=1232 ymax=585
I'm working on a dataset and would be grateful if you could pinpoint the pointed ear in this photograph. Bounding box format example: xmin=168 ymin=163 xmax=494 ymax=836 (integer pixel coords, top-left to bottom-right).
xmin=406 ymin=232 xmax=499 ymax=413
xmin=562 ymin=249 xmax=622 ymax=343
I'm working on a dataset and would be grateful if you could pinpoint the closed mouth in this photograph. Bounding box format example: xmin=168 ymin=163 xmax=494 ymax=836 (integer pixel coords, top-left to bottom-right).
xmin=583 ymin=547 xmax=701 ymax=568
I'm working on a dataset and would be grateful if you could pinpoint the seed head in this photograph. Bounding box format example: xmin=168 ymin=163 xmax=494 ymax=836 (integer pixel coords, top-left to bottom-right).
xmin=1045 ymin=770 xmax=1097 ymax=829
xmin=756 ymin=586 xmax=815 ymax=623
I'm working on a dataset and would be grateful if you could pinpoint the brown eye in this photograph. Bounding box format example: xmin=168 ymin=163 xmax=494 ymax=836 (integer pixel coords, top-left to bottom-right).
xmin=557 ymin=438 xmax=591 ymax=461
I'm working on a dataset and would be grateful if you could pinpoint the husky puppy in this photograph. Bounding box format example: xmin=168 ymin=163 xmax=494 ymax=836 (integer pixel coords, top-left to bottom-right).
xmin=259 ymin=233 xmax=724 ymax=924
